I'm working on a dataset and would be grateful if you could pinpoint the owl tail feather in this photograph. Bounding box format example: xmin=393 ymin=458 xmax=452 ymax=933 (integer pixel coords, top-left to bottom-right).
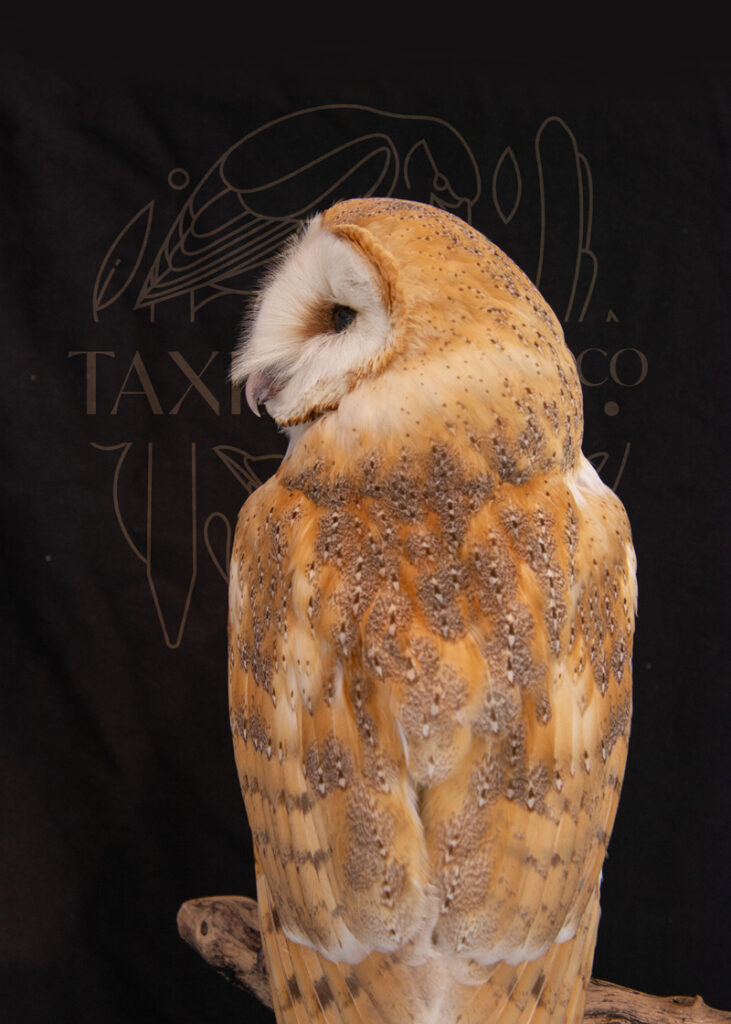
xmin=257 ymin=871 xmax=601 ymax=1024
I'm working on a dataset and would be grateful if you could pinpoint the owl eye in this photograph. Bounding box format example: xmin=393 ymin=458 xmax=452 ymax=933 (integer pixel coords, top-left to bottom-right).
xmin=331 ymin=304 xmax=357 ymax=333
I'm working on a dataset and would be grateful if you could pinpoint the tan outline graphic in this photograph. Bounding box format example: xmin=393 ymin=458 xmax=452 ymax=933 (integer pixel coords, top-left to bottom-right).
xmin=588 ymin=443 xmax=632 ymax=493
xmin=492 ymin=146 xmax=522 ymax=225
xmin=93 ymin=105 xmax=481 ymax=322
xmin=92 ymin=202 xmax=155 ymax=322
xmin=212 ymin=445 xmax=284 ymax=494
xmin=535 ymin=116 xmax=597 ymax=322
xmin=91 ymin=441 xmax=198 ymax=649
xmin=92 ymin=441 xmax=283 ymax=647
xmin=203 ymin=512 xmax=232 ymax=584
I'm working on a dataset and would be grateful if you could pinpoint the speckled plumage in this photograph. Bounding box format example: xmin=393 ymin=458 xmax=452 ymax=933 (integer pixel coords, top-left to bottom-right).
xmin=228 ymin=197 xmax=636 ymax=1023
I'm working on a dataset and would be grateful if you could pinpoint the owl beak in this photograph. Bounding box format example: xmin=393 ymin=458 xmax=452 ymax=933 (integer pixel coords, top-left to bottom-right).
xmin=244 ymin=371 xmax=283 ymax=417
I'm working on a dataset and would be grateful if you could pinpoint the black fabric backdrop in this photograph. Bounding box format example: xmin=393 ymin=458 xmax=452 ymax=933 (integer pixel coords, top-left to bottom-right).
xmin=1 ymin=52 xmax=729 ymax=1021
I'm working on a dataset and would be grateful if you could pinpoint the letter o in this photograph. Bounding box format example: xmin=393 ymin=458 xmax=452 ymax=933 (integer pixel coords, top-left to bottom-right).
xmin=576 ymin=348 xmax=608 ymax=387
xmin=609 ymin=348 xmax=648 ymax=387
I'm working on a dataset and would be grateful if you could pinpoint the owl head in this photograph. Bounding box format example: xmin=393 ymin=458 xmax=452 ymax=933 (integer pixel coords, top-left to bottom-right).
xmin=232 ymin=197 xmax=582 ymax=474
xmin=231 ymin=207 xmax=399 ymax=428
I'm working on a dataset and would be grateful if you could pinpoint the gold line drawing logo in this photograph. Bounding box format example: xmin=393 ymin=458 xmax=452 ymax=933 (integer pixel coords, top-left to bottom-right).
xmin=89 ymin=441 xmax=284 ymax=648
xmin=92 ymin=105 xmax=482 ymax=323
xmin=534 ymin=116 xmax=597 ymax=323
xmin=82 ymin=107 xmax=646 ymax=648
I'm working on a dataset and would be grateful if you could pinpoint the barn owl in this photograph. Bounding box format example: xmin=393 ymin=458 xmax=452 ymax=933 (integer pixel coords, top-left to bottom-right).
xmin=227 ymin=197 xmax=636 ymax=1024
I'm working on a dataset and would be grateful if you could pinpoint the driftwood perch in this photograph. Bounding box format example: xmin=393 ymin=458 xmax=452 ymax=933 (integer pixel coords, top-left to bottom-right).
xmin=177 ymin=895 xmax=729 ymax=1023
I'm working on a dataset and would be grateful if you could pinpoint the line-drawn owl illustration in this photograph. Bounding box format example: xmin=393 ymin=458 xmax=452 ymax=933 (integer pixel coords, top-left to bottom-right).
xmin=227 ymin=197 xmax=636 ymax=1023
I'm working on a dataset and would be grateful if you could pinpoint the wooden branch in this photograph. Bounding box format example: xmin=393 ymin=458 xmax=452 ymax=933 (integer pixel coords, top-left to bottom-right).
xmin=177 ymin=895 xmax=273 ymax=1010
xmin=177 ymin=896 xmax=729 ymax=1023
xmin=584 ymin=978 xmax=729 ymax=1023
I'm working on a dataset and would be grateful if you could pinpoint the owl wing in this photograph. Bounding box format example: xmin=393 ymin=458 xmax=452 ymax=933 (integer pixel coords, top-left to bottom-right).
xmin=229 ymin=471 xmax=433 ymax=967
xmin=228 ymin=451 xmax=635 ymax=1021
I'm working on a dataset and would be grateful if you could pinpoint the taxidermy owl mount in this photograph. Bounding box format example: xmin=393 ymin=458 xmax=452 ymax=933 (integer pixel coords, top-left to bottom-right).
xmin=223 ymin=197 xmax=637 ymax=1024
